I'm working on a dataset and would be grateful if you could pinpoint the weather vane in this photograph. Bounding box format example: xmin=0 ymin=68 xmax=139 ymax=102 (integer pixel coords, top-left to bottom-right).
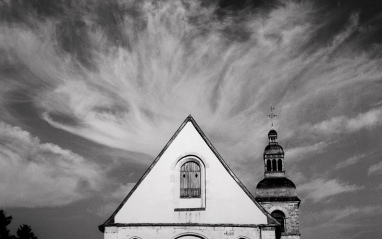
xmin=267 ymin=104 xmax=277 ymax=128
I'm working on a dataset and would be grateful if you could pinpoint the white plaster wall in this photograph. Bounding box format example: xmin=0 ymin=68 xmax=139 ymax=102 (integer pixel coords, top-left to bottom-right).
xmin=114 ymin=121 xmax=268 ymax=225
xmin=104 ymin=226 xmax=275 ymax=239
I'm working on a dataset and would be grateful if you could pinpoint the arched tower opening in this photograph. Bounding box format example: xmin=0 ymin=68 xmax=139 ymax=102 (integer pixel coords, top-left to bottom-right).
xmin=277 ymin=159 xmax=282 ymax=171
xmin=271 ymin=210 xmax=285 ymax=232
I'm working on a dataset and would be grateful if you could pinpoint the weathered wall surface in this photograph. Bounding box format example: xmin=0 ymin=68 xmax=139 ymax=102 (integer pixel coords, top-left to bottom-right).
xmin=104 ymin=226 xmax=276 ymax=239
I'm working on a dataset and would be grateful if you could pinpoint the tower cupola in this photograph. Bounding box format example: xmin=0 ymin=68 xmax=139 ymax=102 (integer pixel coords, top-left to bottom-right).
xmin=255 ymin=105 xmax=301 ymax=239
xmin=264 ymin=128 xmax=285 ymax=177
xmin=268 ymin=129 xmax=278 ymax=144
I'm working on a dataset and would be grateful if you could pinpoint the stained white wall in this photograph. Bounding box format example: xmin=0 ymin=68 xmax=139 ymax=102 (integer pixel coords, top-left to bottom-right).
xmin=104 ymin=226 xmax=276 ymax=239
xmin=114 ymin=121 xmax=268 ymax=225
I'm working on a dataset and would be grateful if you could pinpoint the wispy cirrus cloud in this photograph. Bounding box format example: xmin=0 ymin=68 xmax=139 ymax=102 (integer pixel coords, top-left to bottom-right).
xmin=0 ymin=0 xmax=381 ymax=166
xmin=306 ymin=107 xmax=382 ymax=136
xmin=334 ymin=154 xmax=367 ymax=170
xmin=368 ymin=161 xmax=382 ymax=175
xmin=303 ymin=205 xmax=382 ymax=239
xmin=312 ymin=205 xmax=382 ymax=224
xmin=0 ymin=121 xmax=104 ymax=208
xmin=299 ymin=178 xmax=363 ymax=203
xmin=285 ymin=141 xmax=328 ymax=162
xmin=284 ymin=107 xmax=382 ymax=163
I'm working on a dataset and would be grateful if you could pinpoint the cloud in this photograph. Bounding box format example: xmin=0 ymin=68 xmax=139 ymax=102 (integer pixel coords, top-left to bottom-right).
xmin=285 ymin=141 xmax=328 ymax=162
xmin=368 ymin=161 xmax=382 ymax=175
xmin=285 ymin=107 xmax=382 ymax=164
xmin=308 ymin=107 xmax=382 ymax=135
xmin=96 ymin=182 xmax=136 ymax=217
xmin=110 ymin=182 xmax=136 ymax=201
xmin=0 ymin=121 xmax=104 ymax=208
xmin=334 ymin=154 xmax=367 ymax=170
xmin=309 ymin=205 xmax=382 ymax=224
xmin=299 ymin=178 xmax=362 ymax=203
xmin=0 ymin=0 xmax=381 ymax=171
xmin=96 ymin=202 xmax=120 ymax=218
xmin=303 ymin=205 xmax=382 ymax=239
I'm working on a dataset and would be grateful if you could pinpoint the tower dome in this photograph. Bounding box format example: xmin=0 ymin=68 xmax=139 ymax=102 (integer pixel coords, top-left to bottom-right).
xmin=265 ymin=129 xmax=284 ymax=155
xmin=255 ymin=177 xmax=298 ymax=200
xmin=268 ymin=129 xmax=277 ymax=137
xmin=264 ymin=144 xmax=284 ymax=155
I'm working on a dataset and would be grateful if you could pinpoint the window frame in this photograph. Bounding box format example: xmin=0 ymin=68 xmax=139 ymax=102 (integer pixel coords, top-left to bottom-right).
xmin=174 ymin=155 xmax=206 ymax=210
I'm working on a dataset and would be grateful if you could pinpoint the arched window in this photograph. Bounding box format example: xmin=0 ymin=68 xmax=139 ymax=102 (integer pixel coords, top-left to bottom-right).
xmin=272 ymin=159 xmax=277 ymax=171
xmin=271 ymin=210 xmax=285 ymax=232
xmin=278 ymin=159 xmax=282 ymax=171
xmin=180 ymin=161 xmax=201 ymax=198
xmin=267 ymin=159 xmax=271 ymax=171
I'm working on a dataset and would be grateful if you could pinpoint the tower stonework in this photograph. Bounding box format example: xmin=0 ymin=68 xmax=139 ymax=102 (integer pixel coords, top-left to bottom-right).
xmin=255 ymin=129 xmax=301 ymax=239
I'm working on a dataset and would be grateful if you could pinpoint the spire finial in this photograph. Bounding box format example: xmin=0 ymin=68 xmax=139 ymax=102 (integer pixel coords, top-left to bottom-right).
xmin=267 ymin=104 xmax=277 ymax=128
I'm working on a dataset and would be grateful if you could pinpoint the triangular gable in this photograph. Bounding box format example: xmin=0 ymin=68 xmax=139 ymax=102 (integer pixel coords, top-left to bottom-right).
xmin=99 ymin=115 xmax=277 ymax=232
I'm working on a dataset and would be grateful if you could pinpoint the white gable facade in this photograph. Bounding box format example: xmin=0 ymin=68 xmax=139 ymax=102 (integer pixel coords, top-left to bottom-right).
xmin=99 ymin=116 xmax=279 ymax=239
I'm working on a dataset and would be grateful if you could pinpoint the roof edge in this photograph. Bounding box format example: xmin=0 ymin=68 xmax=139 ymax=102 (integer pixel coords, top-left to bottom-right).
xmin=99 ymin=115 xmax=195 ymax=232
xmin=188 ymin=117 xmax=279 ymax=226
xmin=99 ymin=115 xmax=279 ymax=231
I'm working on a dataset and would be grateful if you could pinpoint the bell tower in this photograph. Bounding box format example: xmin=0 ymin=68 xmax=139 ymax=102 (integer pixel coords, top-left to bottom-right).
xmin=255 ymin=106 xmax=301 ymax=239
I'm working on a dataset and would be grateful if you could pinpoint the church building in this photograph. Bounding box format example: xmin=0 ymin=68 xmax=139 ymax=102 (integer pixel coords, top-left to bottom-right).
xmin=99 ymin=115 xmax=301 ymax=239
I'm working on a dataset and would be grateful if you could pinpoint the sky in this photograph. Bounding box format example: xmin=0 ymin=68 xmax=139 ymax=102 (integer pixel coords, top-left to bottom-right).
xmin=1 ymin=0 xmax=382 ymax=238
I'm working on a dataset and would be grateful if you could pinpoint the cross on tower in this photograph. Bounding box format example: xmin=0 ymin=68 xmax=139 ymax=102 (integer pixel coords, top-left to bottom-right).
xmin=267 ymin=104 xmax=277 ymax=128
